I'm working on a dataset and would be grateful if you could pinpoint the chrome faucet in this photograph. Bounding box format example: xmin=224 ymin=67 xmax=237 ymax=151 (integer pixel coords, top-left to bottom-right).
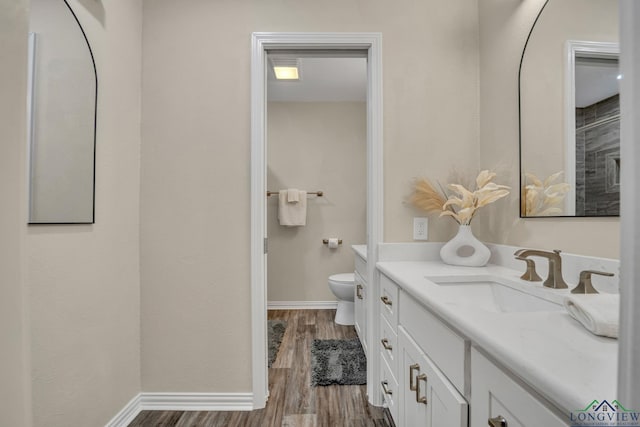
xmin=513 ymin=249 xmax=568 ymax=289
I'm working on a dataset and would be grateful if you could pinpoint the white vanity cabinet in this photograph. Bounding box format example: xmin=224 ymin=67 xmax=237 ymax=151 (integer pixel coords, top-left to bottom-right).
xmin=399 ymin=290 xmax=467 ymax=394
xmin=354 ymin=251 xmax=368 ymax=355
xmin=354 ymin=271 xmax=367 ymax=355
xmin=380 ymin=345 xmax=400 ymax=422
xmin=398 ymin=327 xmax=468 ymax=427
xmin=378 ymin=269 xmax=569 ymax=427
xmin=378 ymin=274 xmax=401 ymax=419
xmin=379 ymin=272 xmax=467 ymax=427
xmin=375 ymin=249 xmax=617 ymax=427
xmin=471 ymin=348 xmax=569 ymax=427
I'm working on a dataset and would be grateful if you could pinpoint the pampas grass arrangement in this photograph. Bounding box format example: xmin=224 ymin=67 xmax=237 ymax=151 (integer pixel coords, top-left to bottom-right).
xmin=411 ymin=170 xmax=510 ymax=225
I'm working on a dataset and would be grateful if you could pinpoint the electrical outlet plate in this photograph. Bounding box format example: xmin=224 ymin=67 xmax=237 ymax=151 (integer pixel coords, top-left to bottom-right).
xmin=413 ymin=217 xmax=428 ymax=240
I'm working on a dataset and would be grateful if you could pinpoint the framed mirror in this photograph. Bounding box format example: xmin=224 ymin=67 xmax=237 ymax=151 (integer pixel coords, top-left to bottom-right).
xmin=27 ymin=0 xmax=97 ymax=224
xmin=519 ymin=0 xmax=619 ymax=217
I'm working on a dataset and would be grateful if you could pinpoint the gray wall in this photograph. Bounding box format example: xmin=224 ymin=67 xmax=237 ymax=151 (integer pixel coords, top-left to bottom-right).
xmin=26 ymin=1 xmax=143 ymax=426
xmin=478 ymin=0 xmax=620 ymax=258
xmin=141 ymin=0 xmax=479 ymax=392
xmin=2 ymin=1 xmax=143 ymax=424
xmin=0 ymin=1 xmax=31 ymax=425
xmin=267 ymin=102 xmax=366 ymax=303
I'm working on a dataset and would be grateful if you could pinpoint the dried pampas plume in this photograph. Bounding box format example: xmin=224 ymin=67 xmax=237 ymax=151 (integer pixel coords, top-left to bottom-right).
xmin=410 ymin=178 xmax=448 ymax=214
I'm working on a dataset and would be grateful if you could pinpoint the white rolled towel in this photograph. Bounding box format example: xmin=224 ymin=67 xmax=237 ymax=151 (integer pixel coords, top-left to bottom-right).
xmin=563 ymin=294 xmax=620 ymax=338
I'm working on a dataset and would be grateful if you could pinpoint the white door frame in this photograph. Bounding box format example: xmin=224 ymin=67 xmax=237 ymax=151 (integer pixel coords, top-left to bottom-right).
xmin=618 ymin=0 xmax=640 ymax=409
xmin=564 ymin=40 xmax=620 ymax=216
xmin=250 ymin=32 xmax=383 ymax=408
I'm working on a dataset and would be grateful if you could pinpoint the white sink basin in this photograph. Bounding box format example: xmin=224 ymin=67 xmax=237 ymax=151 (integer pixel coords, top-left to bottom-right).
xmin=425 ymin=275 xmax=564 ymax=313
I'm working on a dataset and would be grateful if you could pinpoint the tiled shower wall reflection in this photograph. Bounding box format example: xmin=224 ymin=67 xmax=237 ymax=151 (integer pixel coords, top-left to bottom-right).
xmin=575 ymin=94 xmax=620 ymax=216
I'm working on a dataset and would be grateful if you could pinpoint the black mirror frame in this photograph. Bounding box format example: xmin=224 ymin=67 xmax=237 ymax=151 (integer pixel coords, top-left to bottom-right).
xmin=29 ymin=0 xmax=98 ymax=225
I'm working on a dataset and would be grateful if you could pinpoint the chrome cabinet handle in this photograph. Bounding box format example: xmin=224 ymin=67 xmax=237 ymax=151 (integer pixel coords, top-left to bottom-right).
xmin=488 ymin=415 xmax=507 ymax=427
xmin=415 ymin=373 xmax=427 ymax=404
xmin=381 ymin=380 xmax=393 ymax=395
xmin=356 ymin=284 xmax=363 ymax=299
xmin=380 ymin=295 xmax=392 ymax=306
xmin=381 ymin=338 xmax=393 ymax=350
xmin=409 ymin=364 xmax=420 ymax=391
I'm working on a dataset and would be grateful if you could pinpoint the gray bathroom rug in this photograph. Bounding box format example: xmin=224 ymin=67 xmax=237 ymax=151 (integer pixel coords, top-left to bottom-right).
xmin=268 ymin=319 xmax=287 ymax=368
xmin=310 ymin=338 xmax=366 ymax=386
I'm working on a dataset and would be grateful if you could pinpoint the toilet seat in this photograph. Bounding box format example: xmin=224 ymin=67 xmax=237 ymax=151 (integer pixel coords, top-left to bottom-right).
xmin=329 ymin=273 xmax=355 ymax=284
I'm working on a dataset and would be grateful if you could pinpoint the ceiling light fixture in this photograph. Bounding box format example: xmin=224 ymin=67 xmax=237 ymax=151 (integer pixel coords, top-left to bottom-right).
xmin=270 ymin=57 xmax=301 ymax=80
xmin=274 ymin=66 xmax=299 ymax=80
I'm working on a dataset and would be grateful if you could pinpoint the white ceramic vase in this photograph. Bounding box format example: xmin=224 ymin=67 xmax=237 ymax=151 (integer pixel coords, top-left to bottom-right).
xmin=439 ymin=224 xmax=490 ymax=267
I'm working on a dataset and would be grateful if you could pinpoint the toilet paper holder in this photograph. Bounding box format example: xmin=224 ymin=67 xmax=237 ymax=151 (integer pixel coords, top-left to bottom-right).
xmin=322 ymin=239 xmax=343 ymax=245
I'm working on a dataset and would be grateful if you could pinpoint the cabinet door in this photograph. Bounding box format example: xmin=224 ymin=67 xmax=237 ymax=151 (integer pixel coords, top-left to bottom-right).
xmin=471 ymin=348 xmax=569 ymax=427
xmin=354 ymin=271 xmax=367 ymax=355
xmin=400 ymin=290 xmax=466 ymax=393
xmin=399 ymin=327 xmax=468 ymax=427
xmin=381 ymin=352 xmax=399 ymax=423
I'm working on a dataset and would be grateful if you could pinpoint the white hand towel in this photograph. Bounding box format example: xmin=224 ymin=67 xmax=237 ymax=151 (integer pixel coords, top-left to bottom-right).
xmin=287 ymin=188 xmax=300 ymax=203
xmin=563 ymin=294 xmax=619 ymax=338
xmin=278 ymin=190 xmax=307 ymax=226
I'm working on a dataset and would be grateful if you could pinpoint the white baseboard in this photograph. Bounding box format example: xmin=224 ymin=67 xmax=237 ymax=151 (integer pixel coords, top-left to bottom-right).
xmin=139 ymin=392 xmax=254 ymax=411
xmin=105 ymin=392 xmax=253 ymax=426
xmin=105 ymin=393 xmax=142 ymax=427
xmin=267 ymin=301 xmax=338 ymax=310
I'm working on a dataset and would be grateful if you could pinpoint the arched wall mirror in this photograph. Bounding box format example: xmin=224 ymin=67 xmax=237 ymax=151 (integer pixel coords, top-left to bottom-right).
xmin=27 ymin=0 xmax=97 ymax=224
xmin=519 ymin=0 xmax=619 ymax=217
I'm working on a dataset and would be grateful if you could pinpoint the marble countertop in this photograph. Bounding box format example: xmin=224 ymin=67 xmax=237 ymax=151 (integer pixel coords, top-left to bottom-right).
xmin=352 ymin=244 xmax=367 ymax=260
xmin=376 ymin=260 xmax=618 ymax=414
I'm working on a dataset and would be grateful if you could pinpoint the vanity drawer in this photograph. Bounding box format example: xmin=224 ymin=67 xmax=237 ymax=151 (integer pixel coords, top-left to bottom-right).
xmin=380 ymin=352 xmax=399 ymax=423
xmin=355 ymin=254 xmax=367 ymax=283
xmin=399 ymin=291 xmax=467 ymax=394
xmin=380 ymin=273 xmax=399 ymax=330
xmin=380 ymin=314 xmax=398 ymax=375
xmin=471 ymin=348 xmax=568 ymax=427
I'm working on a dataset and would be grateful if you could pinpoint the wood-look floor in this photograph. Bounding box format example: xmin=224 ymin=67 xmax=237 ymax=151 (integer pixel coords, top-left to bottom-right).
xmin=128 ymin=309 xmax=390 ymax=427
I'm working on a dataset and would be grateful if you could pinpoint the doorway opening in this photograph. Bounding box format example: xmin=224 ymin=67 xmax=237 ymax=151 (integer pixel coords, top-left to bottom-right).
xmin=265 ymin=50 xmax=367 ymax=309
xmin=251 ymin=33 xmax=383 ymax=409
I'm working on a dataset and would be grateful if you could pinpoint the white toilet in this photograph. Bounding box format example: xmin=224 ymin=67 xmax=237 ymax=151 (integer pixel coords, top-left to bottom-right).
xmin=328 ymin=273 xmax=355 ymax=325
